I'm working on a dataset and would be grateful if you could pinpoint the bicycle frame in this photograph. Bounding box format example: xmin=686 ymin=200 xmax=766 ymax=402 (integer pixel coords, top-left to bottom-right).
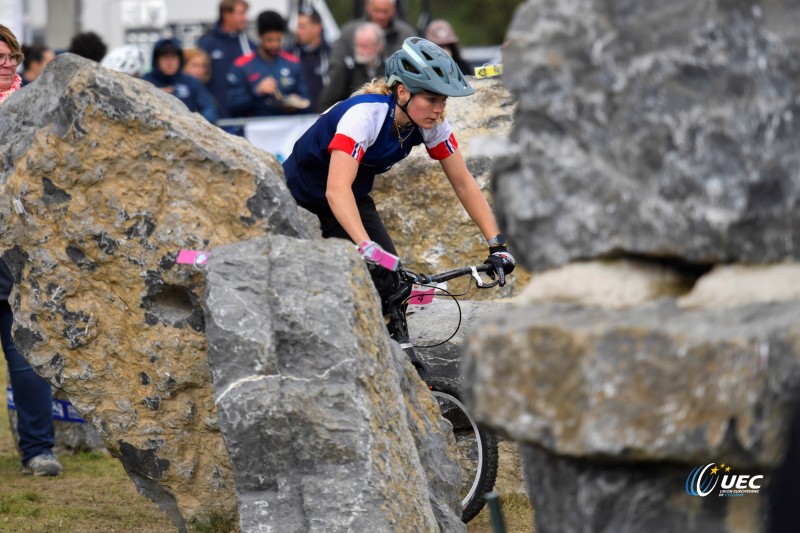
xmin=386 ymin=263 xmax=497 ymax=380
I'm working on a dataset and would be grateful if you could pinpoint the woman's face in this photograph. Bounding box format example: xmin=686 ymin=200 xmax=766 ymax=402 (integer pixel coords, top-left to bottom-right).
xmin=406 ymin=92 xmax=447 ymax=129
xmin=183 ymin=55 xmax=208 ymax=81
xmin=0 ymin=40 xmax=16 ymax=92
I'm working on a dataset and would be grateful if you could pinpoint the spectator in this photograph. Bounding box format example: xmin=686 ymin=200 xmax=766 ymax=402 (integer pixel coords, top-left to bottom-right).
xmin=0 ymin=23 xmax=62 ymax=477
xmin=288 ymin=5 xmax=330 ymax=112
xmin=143 ymin=38 xmax=219 ymax=124
xmin=68 ymin=31 xmax=107 ymax=62
xmin=425 ymin=20 xmax=472 ymax=76
xmin=319 ymin=22 xmax=385 ymax=111
xmin=183 ymin=47 xmax=211 ymax=84
xmin=20 ymin=44 xmax=54 ymax=86
xmin=197 ymin=0 xmax=257 ymax=117
xmin=100 ymin=44 xmax=145 ymax=77
xmin=331 ymin=0 xmax=415 ymax=66
xmin=227 ymin=10 xmax=311 ymax=117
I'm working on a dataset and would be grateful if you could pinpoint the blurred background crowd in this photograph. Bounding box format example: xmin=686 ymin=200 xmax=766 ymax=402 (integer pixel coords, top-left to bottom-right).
xmin=1 ymin=0 xmax=522 ymax=124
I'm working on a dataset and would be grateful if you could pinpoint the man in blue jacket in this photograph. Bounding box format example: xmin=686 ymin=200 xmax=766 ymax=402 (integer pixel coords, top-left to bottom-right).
xmin=227 ymin=10 xmax=311 ymax=118
xmin=143 ymin=39 xmax=219 ymax=124
xmin=197 ymin=0 xmax=257 ymax=117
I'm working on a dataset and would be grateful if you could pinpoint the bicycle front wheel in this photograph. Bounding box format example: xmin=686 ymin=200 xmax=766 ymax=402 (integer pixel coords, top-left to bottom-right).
xmin=426 ymin=376 xmax=499 ymax=523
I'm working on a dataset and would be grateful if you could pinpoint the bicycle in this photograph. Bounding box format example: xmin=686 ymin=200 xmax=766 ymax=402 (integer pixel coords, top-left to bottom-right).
xmin=177 ymin=248 xmax=504 ymax=523
xmin=383 ymin=260 xmax=503 ymax=524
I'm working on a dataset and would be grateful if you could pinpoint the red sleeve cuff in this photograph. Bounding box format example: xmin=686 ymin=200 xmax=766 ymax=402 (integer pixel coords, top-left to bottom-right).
xmin=328 ymin=133 xmax=365 ymax=162
xmin=426 ymin=133 xmax=459 ymax=160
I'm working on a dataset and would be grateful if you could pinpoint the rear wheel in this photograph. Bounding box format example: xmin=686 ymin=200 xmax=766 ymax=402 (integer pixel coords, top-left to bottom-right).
xmin=426 ymin=376 xmax=499 ymax=523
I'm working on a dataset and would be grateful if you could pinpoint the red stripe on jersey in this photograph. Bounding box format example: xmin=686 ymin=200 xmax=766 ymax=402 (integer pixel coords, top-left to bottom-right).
xmin=278 ymin=50 xmax=301 ymax=64
xmin=248 ymin=72 xmax=261 ymax=82
xmin=328 ymin=133 xmax=365 ymax=162
xmin=234 ymin=52 xmax=255 ymax=68
xmin=426 ymin=133 xmax=459 ymax=160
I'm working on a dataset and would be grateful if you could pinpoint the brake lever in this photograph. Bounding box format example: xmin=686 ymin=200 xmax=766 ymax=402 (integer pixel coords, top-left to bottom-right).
xmin=471 ymin=266 xmax=500 ymax=288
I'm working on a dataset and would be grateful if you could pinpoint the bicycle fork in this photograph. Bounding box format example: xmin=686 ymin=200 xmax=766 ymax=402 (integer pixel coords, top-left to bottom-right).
xmin=385 ymin=285 xmax=430 ymax=381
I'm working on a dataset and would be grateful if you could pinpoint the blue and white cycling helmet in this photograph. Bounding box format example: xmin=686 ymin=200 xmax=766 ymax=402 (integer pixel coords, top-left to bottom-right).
xmin=385 ymin=37 xmax=474 ymax=97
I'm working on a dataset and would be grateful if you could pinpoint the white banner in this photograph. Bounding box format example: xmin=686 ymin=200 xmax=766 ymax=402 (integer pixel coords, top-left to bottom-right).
xmin=242 ymin=114 xmax=320 ymax=163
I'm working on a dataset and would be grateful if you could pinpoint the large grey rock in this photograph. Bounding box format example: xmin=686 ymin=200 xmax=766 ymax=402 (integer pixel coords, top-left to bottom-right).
xmin=495 ymin=0 xmax=800 ymax=271
xmin=204 ymin=236 xmax=465 ymax=533
xmin=0 ymin=54 xmax=312 ymax=530
xmin=463 ymin=300 xmax=800 ymax=532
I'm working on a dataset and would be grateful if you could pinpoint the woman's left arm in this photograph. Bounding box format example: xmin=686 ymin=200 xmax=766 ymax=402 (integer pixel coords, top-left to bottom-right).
xmin=439 ymin=148 xmax=501 ymax=242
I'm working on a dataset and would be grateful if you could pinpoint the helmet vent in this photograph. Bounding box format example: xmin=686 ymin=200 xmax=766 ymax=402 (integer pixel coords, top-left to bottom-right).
xmin=433 ymin=67 xmax=444 ymax=78
xmin=422 ymin=50 xmax=434 ymax=61
xmin=402 ymin=59 xmax=420 ymax=74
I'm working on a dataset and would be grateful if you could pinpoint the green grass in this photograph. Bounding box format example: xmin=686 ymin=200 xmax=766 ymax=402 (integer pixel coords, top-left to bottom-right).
xmin=0 ymin=363 xmax=174 ymax=533
xmin=1 ymin=360 xmax=532 ymax=533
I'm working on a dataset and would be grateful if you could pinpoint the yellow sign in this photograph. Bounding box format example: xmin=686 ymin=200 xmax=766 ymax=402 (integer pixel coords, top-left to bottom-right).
xmin=474 ymin=64 xmax=503 ymax=79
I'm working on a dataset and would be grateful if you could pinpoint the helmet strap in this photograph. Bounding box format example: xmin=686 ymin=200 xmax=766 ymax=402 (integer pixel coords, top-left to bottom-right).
xmin=394 ymin=91 xmax=420 ymax=129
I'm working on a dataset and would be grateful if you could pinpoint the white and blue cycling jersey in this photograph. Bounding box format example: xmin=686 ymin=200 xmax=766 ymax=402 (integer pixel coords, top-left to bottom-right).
xmin=282 ymin=93 xmax=458 ymax=208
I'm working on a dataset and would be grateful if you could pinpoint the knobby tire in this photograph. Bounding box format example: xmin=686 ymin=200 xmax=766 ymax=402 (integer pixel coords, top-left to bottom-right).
xmin=426 ymin=376 xmax=499 ymax=523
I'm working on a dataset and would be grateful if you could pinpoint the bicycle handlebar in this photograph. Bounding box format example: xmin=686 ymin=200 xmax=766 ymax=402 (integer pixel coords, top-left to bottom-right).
xmin=399 ymin=263 xmax=499 ymax=288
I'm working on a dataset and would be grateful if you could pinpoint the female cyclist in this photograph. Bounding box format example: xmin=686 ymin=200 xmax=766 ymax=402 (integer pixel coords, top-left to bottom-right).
xmin=282 ymin=37 xmax=514 ymax=306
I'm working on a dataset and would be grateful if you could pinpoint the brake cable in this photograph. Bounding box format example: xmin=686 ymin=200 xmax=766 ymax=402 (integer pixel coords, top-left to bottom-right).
xmin=405 ymin=277 xmax=474 ymax=349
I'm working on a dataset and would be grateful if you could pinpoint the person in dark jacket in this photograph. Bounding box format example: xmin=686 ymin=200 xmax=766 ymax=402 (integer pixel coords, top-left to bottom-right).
xmin=318 ymin=22 xmax=385 ymax=111
xmin=288 ymin=5 xmax=330 ymax=112
xmin=197 ymin=0 xmax=257 ymax=117
xmin=226 ymin=10 xmax=311 ymax=117
xmin=143 ymin=39 xmax=219 ymax=124
xmin=0 ymin=23 xmax=62 ymax=477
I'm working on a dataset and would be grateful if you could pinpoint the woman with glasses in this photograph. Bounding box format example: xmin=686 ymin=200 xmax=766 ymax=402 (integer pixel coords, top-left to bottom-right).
xmin=0 ymin=27 xmax=24 ymax=103
xmin=0 ymin=24 xmax=62 ymax=476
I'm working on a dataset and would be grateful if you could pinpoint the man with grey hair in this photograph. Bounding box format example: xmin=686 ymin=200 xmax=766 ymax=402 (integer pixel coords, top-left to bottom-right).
xmin=319 ymin=22 xmax=386 ymax=110
xmin=330 ymin=0 xmax=415 ymax=66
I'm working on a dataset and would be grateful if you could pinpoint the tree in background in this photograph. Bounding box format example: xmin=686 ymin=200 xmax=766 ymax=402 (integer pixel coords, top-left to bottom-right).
xmin=329 ymin=0 xmax=524 ymax=46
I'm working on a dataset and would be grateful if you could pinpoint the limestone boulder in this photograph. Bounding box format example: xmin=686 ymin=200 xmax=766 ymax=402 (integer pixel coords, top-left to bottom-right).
xmin=373 ymin=78 xmax=530 ymax=298
xmin=495 ymin=0 xmax=800 ymax=271
xmin=678 ymin=264 xmax=800 ymax=310
xmin=0 ymin=54 xmax=311 ymax=531
xmin=204 ymin=236 xmax=464 ymax=532
xmin=516 ymin=259 xmax=695 ymax=309
xmin=462 ymin=300 xmax=800 ymax=532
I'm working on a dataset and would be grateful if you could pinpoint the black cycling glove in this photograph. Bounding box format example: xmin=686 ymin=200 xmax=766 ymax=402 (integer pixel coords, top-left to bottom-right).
xmin=484 ymin=245 xmax=516 ymax=287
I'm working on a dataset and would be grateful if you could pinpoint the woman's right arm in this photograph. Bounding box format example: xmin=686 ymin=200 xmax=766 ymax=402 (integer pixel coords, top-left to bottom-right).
xmin=325 ymin=150 xmax=370 ymax=244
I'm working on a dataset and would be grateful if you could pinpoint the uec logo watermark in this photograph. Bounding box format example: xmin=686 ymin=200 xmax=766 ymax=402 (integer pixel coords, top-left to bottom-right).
xmin=686 ymin=462 xmax=764 ymax=497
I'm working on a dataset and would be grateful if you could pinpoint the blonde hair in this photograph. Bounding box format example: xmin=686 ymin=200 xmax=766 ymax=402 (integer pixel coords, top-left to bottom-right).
xmin=183 ymin=47 xmax=211 ymax=84
xmin=355 ymin=78 xmax=392 ymax=96
xmin=353 ymin=78 xmax=447 ymax=122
